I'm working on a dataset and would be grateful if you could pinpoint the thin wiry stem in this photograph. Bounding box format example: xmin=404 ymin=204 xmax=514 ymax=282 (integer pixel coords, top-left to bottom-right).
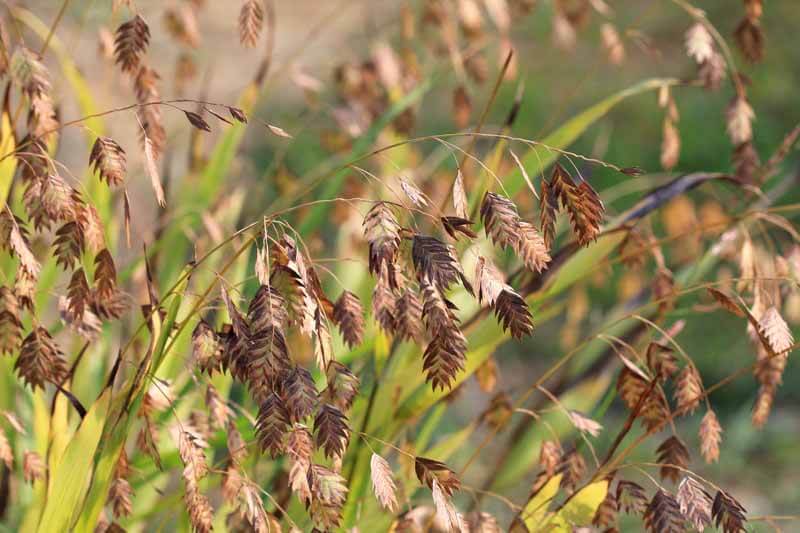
xmin=38 ymin=0 xmax=70 ymax=56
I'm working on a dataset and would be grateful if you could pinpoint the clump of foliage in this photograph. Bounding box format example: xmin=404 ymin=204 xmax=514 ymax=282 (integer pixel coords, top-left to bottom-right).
xmin=0 ymin=0 xmax=796 ymax=531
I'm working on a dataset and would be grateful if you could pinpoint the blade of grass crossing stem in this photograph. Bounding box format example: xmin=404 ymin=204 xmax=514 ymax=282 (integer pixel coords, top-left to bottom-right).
xmin=36 ymin=387 xmax=112 ymax=533
xmin=74 ymin=305 xmax=165 ymax=532
xmin=75 ymin=268 xmax=188 ymax=532
xmin=545 ymin=479 xmax=609 ymax=531
xmin=520 ymin=473 xmax=563 ymax=529
xmin=73 ymin=395 xmax=143 ymax=533
xmin=152 ymin=265 xmax=194 ymax=370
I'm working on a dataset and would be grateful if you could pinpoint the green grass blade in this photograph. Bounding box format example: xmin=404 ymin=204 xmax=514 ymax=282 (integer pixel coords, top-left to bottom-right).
xmin=36 ymin=388 xmax=112 ymax=533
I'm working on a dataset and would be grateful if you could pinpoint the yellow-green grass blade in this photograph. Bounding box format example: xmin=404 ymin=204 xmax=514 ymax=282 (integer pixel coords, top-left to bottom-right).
xmin=75 ymin=266 xmax=190 ymax=532
xmin=0 ymin=113 xmax=16 ymax=204
xmin=36 ymin=388 xmax=112 ymax=533
xmin=519 ymin=473 xmax=563 ymax=530
xmin=543 ymin=479 xmax=609 ymax=532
